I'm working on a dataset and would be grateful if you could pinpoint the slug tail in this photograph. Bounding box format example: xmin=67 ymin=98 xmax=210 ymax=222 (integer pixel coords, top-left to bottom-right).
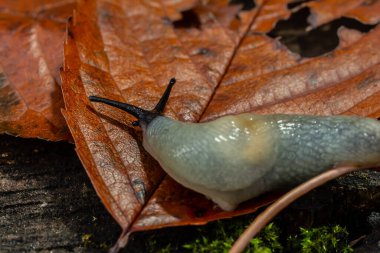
xmin=88 ymin=78 xmax=176 ymax=126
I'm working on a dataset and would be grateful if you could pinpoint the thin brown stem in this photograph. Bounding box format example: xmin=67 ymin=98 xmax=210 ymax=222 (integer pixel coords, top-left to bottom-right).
xmin=229 ymin=166 xmax=361 ymax=253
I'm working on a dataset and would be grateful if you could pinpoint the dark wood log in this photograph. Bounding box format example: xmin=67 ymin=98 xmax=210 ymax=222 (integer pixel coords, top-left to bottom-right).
xmin=0 ymin=134 xmax=120 ymax=252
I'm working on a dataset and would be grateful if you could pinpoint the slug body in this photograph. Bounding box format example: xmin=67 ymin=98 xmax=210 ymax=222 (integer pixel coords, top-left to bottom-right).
xmin=143 ymin=114 xmax=380 ymax=210
xmin=89 ymin=78 xmax=380 ymax=211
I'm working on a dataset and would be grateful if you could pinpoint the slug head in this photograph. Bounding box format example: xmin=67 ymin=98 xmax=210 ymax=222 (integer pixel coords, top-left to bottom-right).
xmin=89 ymin=78 xmax=176 ymax=128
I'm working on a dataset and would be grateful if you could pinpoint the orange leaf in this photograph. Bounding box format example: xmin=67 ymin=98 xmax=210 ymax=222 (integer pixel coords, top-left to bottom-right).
xmin=303 ymin=0 xmax=380 ymax=27
xmin=60 ymin=0 xmax=380 ymax=250
xmin=0 ymin=1 xmax=75 ymax=140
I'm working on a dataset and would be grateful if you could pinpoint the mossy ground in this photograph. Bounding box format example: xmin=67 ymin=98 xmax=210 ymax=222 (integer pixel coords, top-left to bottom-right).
xmin=124 ymin=213 xmax=354 ymax=253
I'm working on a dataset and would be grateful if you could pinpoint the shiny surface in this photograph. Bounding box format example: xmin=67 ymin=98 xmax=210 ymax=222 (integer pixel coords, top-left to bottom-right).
xmin=144 ymin=114 xmax=380 ymax=210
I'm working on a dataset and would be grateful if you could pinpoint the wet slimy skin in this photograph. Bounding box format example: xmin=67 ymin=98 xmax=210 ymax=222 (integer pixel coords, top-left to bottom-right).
xmin=143 ymin=114 xmax=380 ymax=210
xmin=89 ymin=78 xmax=380 ymax=211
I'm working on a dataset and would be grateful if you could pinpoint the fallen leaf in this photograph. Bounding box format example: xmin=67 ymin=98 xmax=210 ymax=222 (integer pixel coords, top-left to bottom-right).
xmin=60 ymin=0 xmax=380 ymax=250
xmin=302 ymin=0 xmax=380 ymax=27
xmin=0 ymin=0 xmax=75 ymax=140
xmin=202 ymin=13 xmax=380 ymax=119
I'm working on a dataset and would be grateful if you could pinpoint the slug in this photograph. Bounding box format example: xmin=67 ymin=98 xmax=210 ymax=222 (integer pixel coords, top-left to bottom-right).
xmin=89 ymin=78 xmax=380 ymax=211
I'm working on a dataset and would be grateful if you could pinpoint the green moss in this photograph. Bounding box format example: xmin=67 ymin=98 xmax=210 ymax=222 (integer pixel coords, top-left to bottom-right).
xmin=81 ymin=232 xmax=112 ymax=251
xmin=147 ymin=240 xmax=172 ymax=253
xmin=182 ymin=221 xmax=283 ymax=253
xmin=99 ymin=242 xmax=111 ymax=251
xmin=250 ymin=223 xmax=283 ymax=253
xmin=287 ymin=225 xmax=354 ymax=253
xmin=81 ymin=233 xmax=93 ymax=248
xmin=147 ymin=221 xmax=353 ymax=253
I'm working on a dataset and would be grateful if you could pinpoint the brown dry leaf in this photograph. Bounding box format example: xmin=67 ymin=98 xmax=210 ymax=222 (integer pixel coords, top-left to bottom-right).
xmin=0 ymin=0 xmax=75 ymax=140
xmin=301 ymin=0 xmax=380 ymax=27
xmin=60 ymin=0 xmax=380 ymax=249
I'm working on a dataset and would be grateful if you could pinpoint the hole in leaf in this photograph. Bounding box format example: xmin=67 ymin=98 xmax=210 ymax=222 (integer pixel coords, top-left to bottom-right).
xmin=173 ymin=10 xmax=201 ymax=29
xmin=267 ymin=7 xmax=377 ymax=58
xmin=229 ymin=0 xmax=256 ymax=11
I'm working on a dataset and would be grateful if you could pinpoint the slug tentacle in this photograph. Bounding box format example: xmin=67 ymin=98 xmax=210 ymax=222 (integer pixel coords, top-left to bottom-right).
xmin=153 ymin=77 xmax=176 ymax=113
xmin=89 ymin=78 xmax=176 ymax=126
xmin=88 ymin=96 xmax=149 ymax=119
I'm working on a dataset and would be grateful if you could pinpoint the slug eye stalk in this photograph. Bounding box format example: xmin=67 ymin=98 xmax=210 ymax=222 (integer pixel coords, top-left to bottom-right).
xmin=88 ymin=78 xmax=176 ymax=126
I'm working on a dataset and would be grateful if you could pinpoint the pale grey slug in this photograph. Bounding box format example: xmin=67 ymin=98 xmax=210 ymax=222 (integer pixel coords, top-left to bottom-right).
xmin=89 ymin=78 xmax=380 ymax=211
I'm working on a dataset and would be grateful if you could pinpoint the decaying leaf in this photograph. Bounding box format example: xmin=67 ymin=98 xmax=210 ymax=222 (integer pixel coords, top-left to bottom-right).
xmin=302 ymin=0 xmax=380 ymax=27
xmin=60 ymin=0 xmax=380 ymax=250
xmin=0 ymin=0 xmax=75 ymax=140
xmin=202 ymin=18 xmax=380 ymax=119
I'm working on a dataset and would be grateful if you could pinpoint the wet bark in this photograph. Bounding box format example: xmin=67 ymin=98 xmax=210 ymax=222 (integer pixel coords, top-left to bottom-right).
xmin=0 ymin=135 xmax=119 ymax=252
